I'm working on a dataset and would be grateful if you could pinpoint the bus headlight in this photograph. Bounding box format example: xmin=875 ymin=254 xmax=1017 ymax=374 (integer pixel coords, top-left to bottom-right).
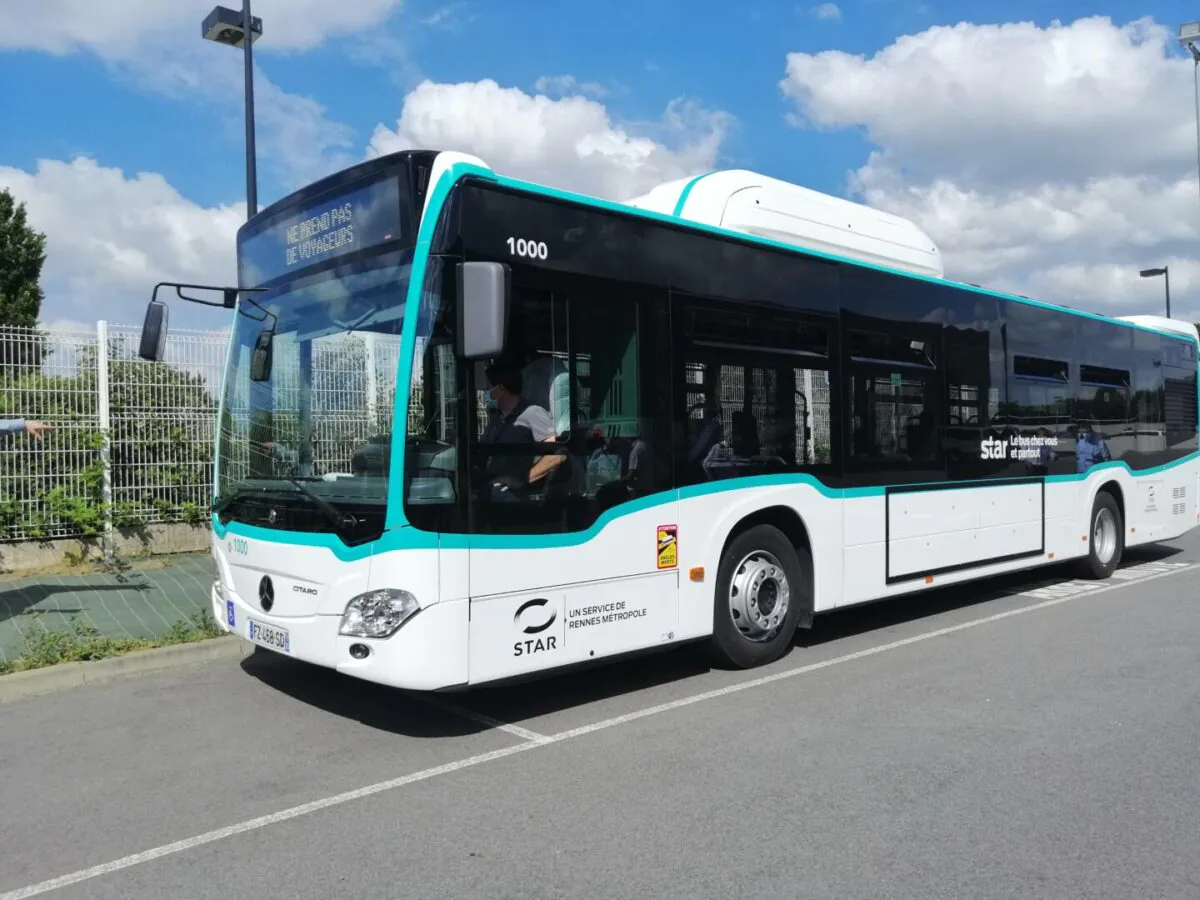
xmin=339 ymin=589 xmax=420 ymax=638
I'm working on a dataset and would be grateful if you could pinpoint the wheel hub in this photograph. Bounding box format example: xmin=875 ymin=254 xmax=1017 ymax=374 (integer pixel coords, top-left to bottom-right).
xmin=1094 ymin=507 xmax=1117 ymax=564
xmin=728 ymin=550 xmax=791 ymax=643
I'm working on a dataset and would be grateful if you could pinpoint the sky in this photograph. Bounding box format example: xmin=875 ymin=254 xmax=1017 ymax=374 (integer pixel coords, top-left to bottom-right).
xmin=2 ymin=0 xmax=1200 ymax=333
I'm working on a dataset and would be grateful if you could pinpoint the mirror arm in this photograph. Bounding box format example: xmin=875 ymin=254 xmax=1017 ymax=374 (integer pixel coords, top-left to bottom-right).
xmin=150 ymin=282 xmax=268 ymax=309
xmin=138 ymin=282 xmax=270 ymax=363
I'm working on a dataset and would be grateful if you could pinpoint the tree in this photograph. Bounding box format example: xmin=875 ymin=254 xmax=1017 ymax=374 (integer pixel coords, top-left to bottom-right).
xmin=0 ymin=188 xmax=48 ymax=372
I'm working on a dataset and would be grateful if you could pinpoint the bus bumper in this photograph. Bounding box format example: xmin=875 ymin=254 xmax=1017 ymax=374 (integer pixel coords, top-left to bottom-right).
xmin=211 ymin=582 xmax=469 ymax=691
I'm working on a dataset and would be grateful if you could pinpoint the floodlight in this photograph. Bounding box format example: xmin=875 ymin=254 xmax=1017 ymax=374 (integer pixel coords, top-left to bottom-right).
xmin=202 ymin=6 xmax=262 ymax=48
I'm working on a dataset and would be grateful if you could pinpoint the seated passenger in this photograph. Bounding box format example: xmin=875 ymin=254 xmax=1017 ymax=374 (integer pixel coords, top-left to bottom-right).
xmin=523 ymin=356 xmax=574 ymax=485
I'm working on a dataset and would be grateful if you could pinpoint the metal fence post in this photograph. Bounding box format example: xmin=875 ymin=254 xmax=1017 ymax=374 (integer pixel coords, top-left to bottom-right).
xmin=96 ymin=320 xmax=114 ymax=559
xmin=363 ymin=332 xmax=378 ymax=430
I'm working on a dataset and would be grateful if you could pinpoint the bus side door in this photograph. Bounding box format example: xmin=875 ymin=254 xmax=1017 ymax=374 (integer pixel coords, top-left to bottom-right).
xmin=466 ymin=273 xmax=679 ymax=683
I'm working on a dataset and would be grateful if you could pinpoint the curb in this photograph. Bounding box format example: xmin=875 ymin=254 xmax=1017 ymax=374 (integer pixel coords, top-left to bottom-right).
xmin=0 ymin=635 xmax=255 ymax=704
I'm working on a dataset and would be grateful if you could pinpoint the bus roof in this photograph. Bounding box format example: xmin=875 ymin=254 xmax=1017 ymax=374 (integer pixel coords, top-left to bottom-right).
xmin=623 ymin=169 xmax=945 ymax=281
xmin=246 ymin=150 xmax=1197 ymax=346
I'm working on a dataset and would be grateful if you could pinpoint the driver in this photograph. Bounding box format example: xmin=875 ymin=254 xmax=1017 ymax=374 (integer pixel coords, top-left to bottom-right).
xmin=480 ymin=360 xmax=556 ymax=491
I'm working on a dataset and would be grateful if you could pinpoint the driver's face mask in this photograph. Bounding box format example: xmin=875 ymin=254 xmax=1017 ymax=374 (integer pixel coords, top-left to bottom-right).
xmin=482 ymin=380 xmax=500 ymax=409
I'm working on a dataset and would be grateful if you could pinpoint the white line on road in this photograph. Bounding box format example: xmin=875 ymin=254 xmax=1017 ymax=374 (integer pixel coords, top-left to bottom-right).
xmin=2 ymin=560 xmax=1193 ymax=900
xmin=415 ymin=695 xmax=553 ymax=744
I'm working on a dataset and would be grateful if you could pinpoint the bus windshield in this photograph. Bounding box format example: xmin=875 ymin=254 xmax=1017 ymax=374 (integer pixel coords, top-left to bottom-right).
xmin=215 ymin=171 xmax=417 ymax=542
xmin=215 ymin=251 xmax=410 ymax=542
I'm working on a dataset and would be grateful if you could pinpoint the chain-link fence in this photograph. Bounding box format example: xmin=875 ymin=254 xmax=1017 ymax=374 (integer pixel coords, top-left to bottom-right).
xmin=1 ymin=323 xmax=412 ymax=545
xmin=1 ymin=324 xmax=225 ymax=542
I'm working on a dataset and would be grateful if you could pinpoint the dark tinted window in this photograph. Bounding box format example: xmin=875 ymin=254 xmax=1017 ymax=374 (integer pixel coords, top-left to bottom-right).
xmin=839 ymin=266 xmax=948 ymax=329
xmin=994 ymin=302 xmax=1074 ymax=472
xmin=675 ymin=299 xmax=836 ymax=486
xmin=1129 ymin=329 xmax=1166 ymax=463
xmin=457 ymin=180 xmax=839 ymax=312
xmin=1073 ymin=317 xmax=1132 ymax=468
xmin=837 ymin=270 xmax=943 ymax=480
xmin=943 ymin=294 xmax=1005 ymax=479
xmin=1162 ymin=335 xmax=1198 ymax=457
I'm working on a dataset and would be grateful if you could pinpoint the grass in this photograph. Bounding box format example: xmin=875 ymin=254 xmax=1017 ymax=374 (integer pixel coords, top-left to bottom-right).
xmin=0 ymin=610 xmax=226 ymax=676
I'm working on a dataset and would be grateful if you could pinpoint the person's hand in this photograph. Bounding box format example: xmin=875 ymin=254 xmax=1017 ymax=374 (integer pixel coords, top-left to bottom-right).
xmin=24 ymin=421 xmax=51 ymax=440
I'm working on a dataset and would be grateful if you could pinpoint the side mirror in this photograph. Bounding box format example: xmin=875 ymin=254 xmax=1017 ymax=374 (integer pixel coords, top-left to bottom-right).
xmin=456 ymin=261 xmax=510 ymax=359
xmin=138 ymin=300 xmax=169 ymax=361
xmin=250 ymin=329 xmax=274 ymax=382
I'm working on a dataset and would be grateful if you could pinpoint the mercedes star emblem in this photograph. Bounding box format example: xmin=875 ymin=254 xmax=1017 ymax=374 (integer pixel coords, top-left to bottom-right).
xmin=258 ymin=575 xmax=274 ymax=612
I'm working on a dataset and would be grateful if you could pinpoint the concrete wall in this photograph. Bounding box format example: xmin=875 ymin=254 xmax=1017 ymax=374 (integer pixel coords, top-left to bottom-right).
xmin=0 ymin=524 xmax=210 ymax=575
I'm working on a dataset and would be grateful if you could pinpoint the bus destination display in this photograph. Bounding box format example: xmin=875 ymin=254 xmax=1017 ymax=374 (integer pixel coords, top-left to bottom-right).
xmin=239 ymin=176 xmax=403 ymax=285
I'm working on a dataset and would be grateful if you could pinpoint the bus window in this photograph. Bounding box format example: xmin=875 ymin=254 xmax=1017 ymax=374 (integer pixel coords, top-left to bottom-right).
xmin=675 ymin=301 xmax=833 ymax=484
xmin=468 ymin=275 xmax=667 ymax=533
xmin=844 ymin=329 xmax=940 ymax=466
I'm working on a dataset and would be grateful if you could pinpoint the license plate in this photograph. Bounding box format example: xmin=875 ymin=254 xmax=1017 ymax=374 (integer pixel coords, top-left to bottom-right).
xmin=247 ymin=619 xmax=291 ymax=653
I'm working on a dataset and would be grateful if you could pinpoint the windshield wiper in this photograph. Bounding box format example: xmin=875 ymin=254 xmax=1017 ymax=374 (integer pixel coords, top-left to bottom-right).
xmin=212 ymin=476 xmax=359 ymax=533
xmin=281 ymin=473 xmax=360 ymax=532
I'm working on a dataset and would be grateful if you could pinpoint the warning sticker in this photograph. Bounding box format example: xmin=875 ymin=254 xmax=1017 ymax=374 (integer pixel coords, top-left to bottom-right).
xmin=657 ymin=524 xmax=678 ymax=569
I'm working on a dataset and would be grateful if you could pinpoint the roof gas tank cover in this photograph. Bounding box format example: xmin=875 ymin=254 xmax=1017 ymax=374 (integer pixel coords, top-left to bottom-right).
xmin=623 ymin=169 xmax=945 ymax=281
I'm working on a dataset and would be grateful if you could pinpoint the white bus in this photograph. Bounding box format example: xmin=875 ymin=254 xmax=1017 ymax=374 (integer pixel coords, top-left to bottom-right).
xmin=138 ymin=150 xmax=1200 ymax=690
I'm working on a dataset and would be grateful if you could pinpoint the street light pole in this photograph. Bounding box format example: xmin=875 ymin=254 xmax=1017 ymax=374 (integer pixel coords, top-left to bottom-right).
xmin=1180 ymin=25 xmax=1200 ymax=225
xmin=202 ymin=4 xmax=263 ymax=220
xmin=242 ymin=0 xmax=257 ymax=219
xmin=1140 ymin=266 xmax=1172 ymax=318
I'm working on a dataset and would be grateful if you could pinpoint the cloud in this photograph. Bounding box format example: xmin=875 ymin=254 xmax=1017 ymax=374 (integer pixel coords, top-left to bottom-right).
xmin=854 ymin=165 xmax=1198 ymax=305
xmin=0 ymin=0 xmax=398 ymax=193
xmin=0 ymin=0 xmax=405 ymax=56
xmin=0 ymin=158 xmax=241 ymax=328
xmin=534 ymin=75 xmax=610 ymax=99
xmin=103 ymin=45 xmax=355 ymax=195
xmin=780 ymin=16 xmax=1200 ymax=320
xmin=419 ymin=2 xmax=474 ymax=30
xmin=783 ymin=16 xmax=1191 ymax=187
xmin=7 ymin=77 xmax=734 ymax=324
xmin=811 ymin=3 xmax=842 ymax=21
xmin=367 ymin=78 xmax=733 ymax=200
xmin=253 ymin=77 xmax=357 ymax=190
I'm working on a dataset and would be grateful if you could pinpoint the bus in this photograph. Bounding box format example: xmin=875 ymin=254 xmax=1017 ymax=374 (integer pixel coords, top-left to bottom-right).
xmin=137 ymin=149 xmax=1200 ymax=690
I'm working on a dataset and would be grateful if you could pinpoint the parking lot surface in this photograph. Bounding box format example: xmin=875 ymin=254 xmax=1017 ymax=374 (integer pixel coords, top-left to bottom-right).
xmin=2 ymin=539 xmax=1198 ymax=900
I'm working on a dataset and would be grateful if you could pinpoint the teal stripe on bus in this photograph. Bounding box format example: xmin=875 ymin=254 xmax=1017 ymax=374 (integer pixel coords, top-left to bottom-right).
xmin=671 ymin=172 xmax=713 ymax=217
xmin=211 ymin=450 xmax=1200 ymax=561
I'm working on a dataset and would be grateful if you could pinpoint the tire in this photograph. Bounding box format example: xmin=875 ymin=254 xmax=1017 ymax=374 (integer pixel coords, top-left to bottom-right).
xmin=710 ymin=524 xmax=809 ymax=669
xmin=1075 ymin=491 xmax=1124 ymax=580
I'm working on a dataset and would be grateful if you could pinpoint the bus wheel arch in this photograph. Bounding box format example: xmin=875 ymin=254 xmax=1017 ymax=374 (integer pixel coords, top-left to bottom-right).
xmin=1098 ymin=480 xmax=1125 ymax=527
xmin=1076 ymin=481 xmax=1125 ymax=580
xmin=709 ymin=507 xmax=814 ymax=670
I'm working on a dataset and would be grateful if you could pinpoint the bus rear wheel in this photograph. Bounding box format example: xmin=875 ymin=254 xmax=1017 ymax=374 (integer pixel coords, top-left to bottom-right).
xmin=710 ymin=524 xmax=808 ymax=669
xmin=1076 ymin=491 xmax=1124 ymax=580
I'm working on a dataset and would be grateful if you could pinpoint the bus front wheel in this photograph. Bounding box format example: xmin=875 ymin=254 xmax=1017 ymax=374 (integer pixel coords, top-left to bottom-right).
xmin=1076 ymin=490 xmax=1124 ymax=580
xmin=710 ymin=524 xmax=808 ymax=669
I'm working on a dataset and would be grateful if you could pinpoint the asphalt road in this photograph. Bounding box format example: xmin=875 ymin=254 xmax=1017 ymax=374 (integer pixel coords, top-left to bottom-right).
xmin=2 ymin=537 xmax=1199 ymax=900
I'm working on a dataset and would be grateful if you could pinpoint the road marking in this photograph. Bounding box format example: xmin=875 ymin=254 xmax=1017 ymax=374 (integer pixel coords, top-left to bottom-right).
xmin=0 ymin=743 xmax=543 ymax=900
xmin=2 ymin=560 xmax=1193 ymax=900
xmin=416 ymin=696 xmax=552 ymax=744
xmin=1002 ymin=560 xmax=1190 ymax=600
